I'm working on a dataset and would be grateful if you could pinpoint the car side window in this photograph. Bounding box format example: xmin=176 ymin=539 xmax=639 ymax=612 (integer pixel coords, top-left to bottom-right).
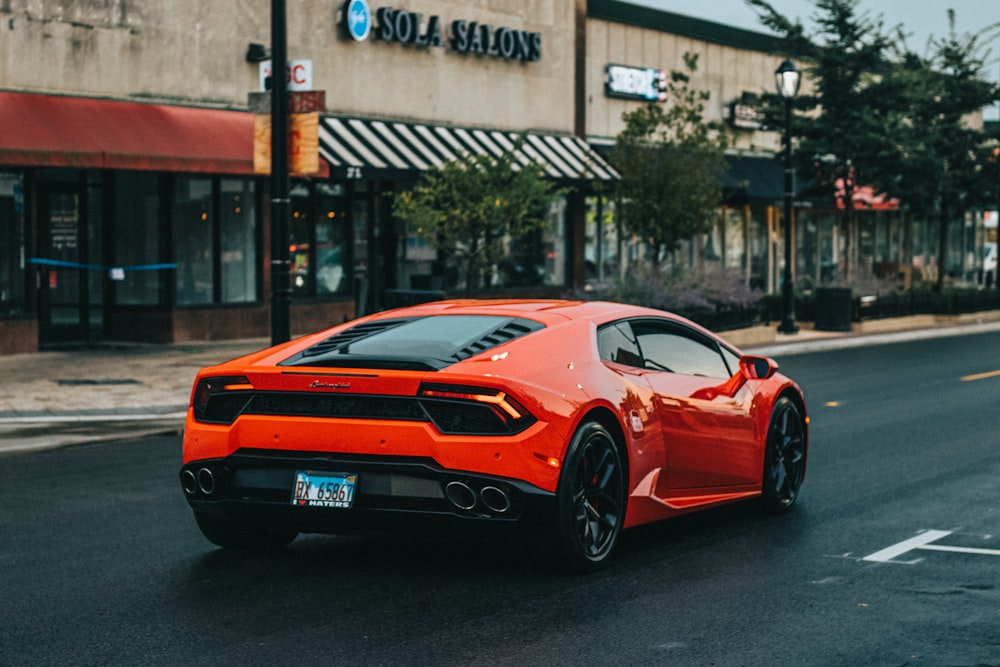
xmin=719 ymin=345 xmax=740 ymax=377
xmin=597 ymin=321 xmax=642 ymax=367
xmin=631 ymin=319 xmax=732 ymax=379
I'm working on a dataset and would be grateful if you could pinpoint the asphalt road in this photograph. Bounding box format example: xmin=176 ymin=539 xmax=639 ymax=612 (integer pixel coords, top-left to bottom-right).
xmin=1 ymin=330 xmax=999 ymax=666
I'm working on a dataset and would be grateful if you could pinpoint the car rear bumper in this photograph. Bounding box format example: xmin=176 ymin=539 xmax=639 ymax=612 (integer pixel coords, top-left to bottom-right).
xmin=180 ymin=448 xmax=556 ymax=534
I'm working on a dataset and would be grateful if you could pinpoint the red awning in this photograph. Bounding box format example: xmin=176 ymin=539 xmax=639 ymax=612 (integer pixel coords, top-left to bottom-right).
xmin=0 ymin=91 xmax=257 ymax=174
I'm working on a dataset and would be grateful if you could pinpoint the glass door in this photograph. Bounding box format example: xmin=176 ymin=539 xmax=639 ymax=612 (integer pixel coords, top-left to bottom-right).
xmin=37 ymin=185 xmax=88 ymax=345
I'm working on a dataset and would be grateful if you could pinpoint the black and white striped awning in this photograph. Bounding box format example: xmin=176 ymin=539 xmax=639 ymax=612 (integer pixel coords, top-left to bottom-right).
xmin=319 ymin=116 xmax=618 ymax=183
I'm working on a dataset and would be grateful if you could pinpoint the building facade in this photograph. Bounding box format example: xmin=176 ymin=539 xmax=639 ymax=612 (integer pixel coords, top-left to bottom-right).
xmin=583 ymin=1 xmax=990 ymax=298
xmin=0 ymin=1 xmax=988 ymax=354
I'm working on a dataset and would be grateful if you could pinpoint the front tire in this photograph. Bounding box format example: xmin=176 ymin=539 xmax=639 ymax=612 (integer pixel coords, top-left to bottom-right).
xmin=194 ymin=512 xmax=298 ymax=551
xmin=544 ymin=420 xmax=627 ymax=572
xmin=761 ymin=396 xmax=807 ymax=511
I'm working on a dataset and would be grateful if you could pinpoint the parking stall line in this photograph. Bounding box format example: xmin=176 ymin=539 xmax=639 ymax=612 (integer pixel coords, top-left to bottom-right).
xmin=862 ymin=530 xmax=954 ymax=564
xmin=863 ymin=529 xmax=1000 ymax=564
xmin=917 ymin=544 xmax=1000 ymax=557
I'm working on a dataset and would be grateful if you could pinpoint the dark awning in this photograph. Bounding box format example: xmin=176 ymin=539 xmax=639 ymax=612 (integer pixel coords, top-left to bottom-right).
xmin=319 ymin=116 xmax=619 ymax=183
xmin=0 ymin=91 xmax=256 ymax=174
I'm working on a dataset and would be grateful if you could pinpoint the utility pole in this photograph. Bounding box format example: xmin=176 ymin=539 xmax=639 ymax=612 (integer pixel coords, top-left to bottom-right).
xmin=270 ymin=0 xmax=291 ymax=345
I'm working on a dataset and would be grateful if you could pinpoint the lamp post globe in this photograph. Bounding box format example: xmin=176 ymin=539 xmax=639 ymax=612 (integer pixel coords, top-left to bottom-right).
xmin=775 ymin=59 xmax=800 ymax=335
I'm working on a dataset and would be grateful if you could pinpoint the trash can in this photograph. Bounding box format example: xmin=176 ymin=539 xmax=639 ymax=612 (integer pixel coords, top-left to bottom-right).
xmin=814 ymin=287 xmax=853 ymax=332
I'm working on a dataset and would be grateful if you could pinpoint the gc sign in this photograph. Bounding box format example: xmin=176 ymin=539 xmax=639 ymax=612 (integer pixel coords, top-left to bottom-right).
xmin=258 ymin=59 xmax=313 ymax=92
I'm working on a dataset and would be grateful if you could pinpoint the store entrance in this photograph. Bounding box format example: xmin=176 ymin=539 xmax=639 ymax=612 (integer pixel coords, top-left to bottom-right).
xmin=36 ymin=184 xmax=92 ymax=346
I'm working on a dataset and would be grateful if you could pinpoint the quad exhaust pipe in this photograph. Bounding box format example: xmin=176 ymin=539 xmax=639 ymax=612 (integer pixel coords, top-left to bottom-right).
xmin=444 ymin=480 xmax=511 ymax=515
xmin=181 ymin=467 xmax=217 ymax=497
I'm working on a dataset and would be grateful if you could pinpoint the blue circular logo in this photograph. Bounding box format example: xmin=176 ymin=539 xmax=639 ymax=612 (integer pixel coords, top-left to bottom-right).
xmin=344 ymin=0 xmax=371 ymax=42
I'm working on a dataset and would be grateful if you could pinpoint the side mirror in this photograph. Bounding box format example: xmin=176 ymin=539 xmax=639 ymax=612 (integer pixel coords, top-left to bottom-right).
xmin=740 ymin=355 xmax=778 ymax=380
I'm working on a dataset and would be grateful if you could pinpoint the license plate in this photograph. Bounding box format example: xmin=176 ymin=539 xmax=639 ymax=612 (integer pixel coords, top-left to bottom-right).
xmin=292 ymin=471 xmax=357 ymax=508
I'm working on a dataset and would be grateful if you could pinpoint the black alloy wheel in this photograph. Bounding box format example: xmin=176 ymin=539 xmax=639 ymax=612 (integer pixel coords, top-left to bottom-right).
xmin=551 ymin=420 xmax=627 ymax=572
xmin=761 ymin=396 xmax=807 ymax=511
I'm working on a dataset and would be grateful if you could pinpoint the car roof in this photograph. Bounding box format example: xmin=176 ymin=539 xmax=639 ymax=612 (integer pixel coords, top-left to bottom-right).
xmin=374 ymin=299 xmax=677 ymax=327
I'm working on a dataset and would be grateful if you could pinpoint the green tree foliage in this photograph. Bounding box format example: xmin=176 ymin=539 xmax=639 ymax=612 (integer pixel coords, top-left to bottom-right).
xmin=393 ymin=138 xmax=568 ymax=292
xmin=610 ymin=53 xmax=729 ymax=262
xmin=747 ymin=0 xmax=894 ymax=280
xmin=747 ymin=0 xmax=1000 ymax=289
xmin=871 ymin=12 xmax=1000 ymax=288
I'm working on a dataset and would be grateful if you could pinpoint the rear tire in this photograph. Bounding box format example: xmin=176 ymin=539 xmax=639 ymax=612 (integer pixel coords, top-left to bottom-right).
xmin=538 ymin=420 xmax=626 ymax=572
xmin=194 ymin=512 xmax=298 ymax=551
xmin=761 ymin=397 xmax=807 ymax=511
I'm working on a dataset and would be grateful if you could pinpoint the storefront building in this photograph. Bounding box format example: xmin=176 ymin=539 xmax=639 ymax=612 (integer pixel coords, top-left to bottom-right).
xmin=0 ymin=1 xmax=989 ymax=354
xmin=0 ymin=0 xmax=617 ymax=353
xmin=582 ymin=1 xmax=990 ymax=296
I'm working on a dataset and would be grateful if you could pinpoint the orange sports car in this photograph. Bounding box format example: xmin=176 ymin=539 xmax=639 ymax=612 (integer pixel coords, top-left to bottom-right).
xmin=180 ymin=299 xmax=808 ymax=571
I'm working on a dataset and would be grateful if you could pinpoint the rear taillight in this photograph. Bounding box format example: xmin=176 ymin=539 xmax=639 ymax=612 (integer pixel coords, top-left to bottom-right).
xmin=192 ymin=376 xmax=254 ymax=424
xmin=417 ymin=382 xmax=536 ymax=435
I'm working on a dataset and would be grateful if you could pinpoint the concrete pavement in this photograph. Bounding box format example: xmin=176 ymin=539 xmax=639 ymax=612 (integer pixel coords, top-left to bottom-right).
xmin=2 ymin=311 xmax=999 ymax=455
xmin=0 ymin=338 xmax=267 ymax=455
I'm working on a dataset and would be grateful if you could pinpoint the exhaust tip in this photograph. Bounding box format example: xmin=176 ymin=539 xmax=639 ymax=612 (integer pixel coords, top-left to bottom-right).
xmin=444 ymin=481 xmax=477 ymax=510
xmin=181 ymin=469 xmax=198 ymax=495
xmin=480 ymin=486 xmax=511 ymax=514
xmin=196 ymin=467 xmax=216 ymax=496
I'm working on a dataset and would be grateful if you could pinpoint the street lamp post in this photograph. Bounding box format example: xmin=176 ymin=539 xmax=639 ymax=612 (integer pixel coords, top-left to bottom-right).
xmin=775 ymin=59 xmax=801 ymax=335
xmin=270 ymin=0 xmax=291 ymax=345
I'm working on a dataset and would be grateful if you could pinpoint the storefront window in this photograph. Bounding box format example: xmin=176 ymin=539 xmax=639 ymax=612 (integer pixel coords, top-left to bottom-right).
xmin=290 ymin=182 xmax=350 ymax=299
xmin=175 ymin=176 xmax=214 ymax=305
xmin=542 ymin=197 xmax=567 ymax=287
xmin=724 ymin=207 xmax=745 ymax=272
xmin=798 ymin=210 xmax=820 ymax=289
xmin=86 ymin=174 xmax=105 ymax=330
xmin=290 ymin=183 xmax=312 ymax=296
xmin=703 ymin=214 xmax=723 ymax=271
xmin=584 ymin=195 xmax=618 ymax=288
xmin=0 ymin=173 xmax=25 ymax=316
xmin=114 ymin=172 xmax=161 ymax=305
xmin=220 ymin=179 xmax=257 ymax=303
xmin=173 ymin=176 xmax=258 ymax=306
xmin=747 ymin=207 xmax=769 ymax=291
xmin=316 ymin=184 xmax=348 ymax=295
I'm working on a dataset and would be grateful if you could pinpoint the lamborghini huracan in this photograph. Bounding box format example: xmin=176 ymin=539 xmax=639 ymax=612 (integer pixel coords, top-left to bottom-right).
xmin=180 ymin=299 xmax=808 ymax=571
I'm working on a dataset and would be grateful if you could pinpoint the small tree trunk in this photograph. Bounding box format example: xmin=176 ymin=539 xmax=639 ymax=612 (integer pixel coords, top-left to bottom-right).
xmin=936 ymin=203 xmax=949 ymax=293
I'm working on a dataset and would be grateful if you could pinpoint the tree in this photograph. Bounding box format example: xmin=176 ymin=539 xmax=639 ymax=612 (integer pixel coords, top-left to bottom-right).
xmin=747 ymin=0 xmax=1000 ymax=289
xmin=393 ymin=138 xmax=568 ymax=293
xmin=870 ymin=12 xmax=1000 ymax=289
xmin=747 ymin=0 xmax=895 ymax=282
xmin=610 ymin=53 xmax=729 ymax=264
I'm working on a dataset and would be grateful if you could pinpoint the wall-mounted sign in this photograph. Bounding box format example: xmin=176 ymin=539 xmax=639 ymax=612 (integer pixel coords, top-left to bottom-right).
xmin=258 ymin=59 xmax=313 ymax=92
xmin=604 ymin=64 xmax=666 ymax=102
xmin=344 ymin=0 xmax=372 ymax=42
xmin=729 ymin=93 xmax=764 ymax=130
xmin=340 ymin=3 xmax=542 ymax=62
xmin=374 ymin=7 xmax=443 ymax=47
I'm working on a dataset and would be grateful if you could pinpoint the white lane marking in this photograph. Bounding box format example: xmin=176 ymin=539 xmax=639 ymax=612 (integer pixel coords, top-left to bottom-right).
xmin=862 ymin=529 xmax=1000 ymax=564
xmin=862 ymin=530 xmax=953 ymax=564
xmin=918 ymin=544 xmax=1000 ymax=556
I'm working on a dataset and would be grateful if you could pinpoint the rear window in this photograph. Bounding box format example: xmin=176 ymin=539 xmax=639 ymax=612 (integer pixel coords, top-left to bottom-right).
xmin=281 ymin=315 xmax=545 ymax=370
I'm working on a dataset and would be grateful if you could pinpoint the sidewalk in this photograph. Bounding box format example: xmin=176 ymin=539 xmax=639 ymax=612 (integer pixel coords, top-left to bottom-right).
xmin=2 ymin=312 xmax=1000 ymax=455
xmin=0 ymin=338 xmax=268 ymax=455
